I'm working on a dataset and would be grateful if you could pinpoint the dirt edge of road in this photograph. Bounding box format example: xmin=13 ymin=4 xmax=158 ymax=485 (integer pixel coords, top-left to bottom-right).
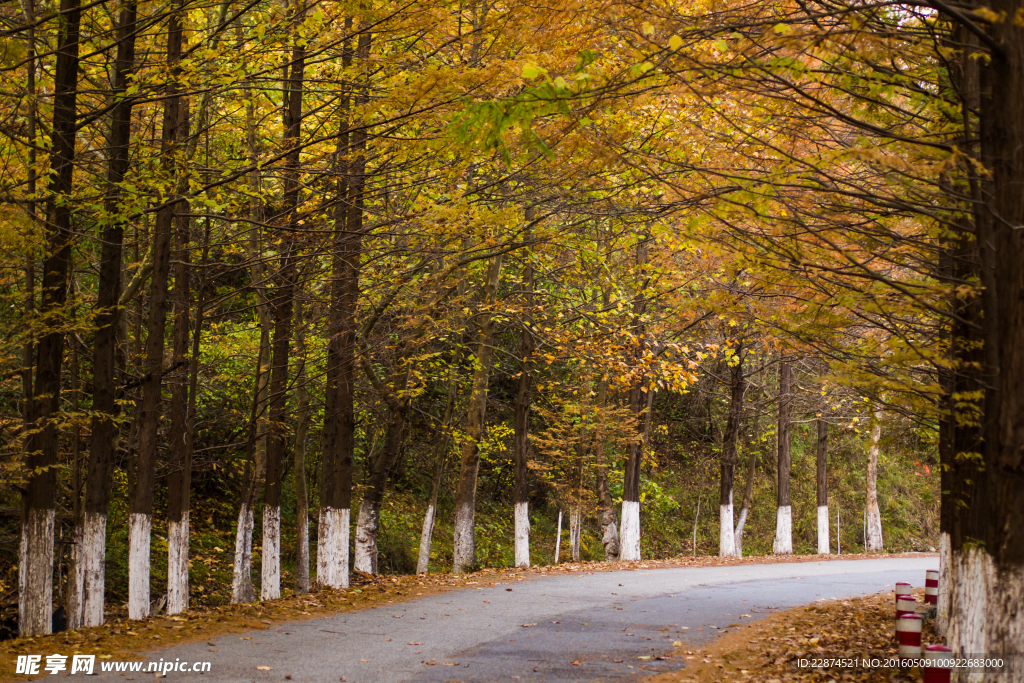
xmin=1 ymin=552 xmax=934 ymax=681
xmin=644 ymin=587 xmax=943 ymax=683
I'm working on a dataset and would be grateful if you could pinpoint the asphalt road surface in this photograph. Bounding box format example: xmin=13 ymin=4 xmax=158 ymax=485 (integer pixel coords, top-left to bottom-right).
xmin=100 ymin=556 xmax=937 ymax=682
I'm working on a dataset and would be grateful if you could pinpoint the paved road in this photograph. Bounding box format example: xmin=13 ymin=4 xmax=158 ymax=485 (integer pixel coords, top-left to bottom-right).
xmin=105 ymin=556 xmax=936 ymax=682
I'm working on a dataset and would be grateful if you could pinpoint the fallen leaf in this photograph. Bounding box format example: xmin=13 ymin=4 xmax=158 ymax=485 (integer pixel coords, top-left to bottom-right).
xmin=256 ymin=666 xmax=271 ymax=671
xmin=570 ymin=660 xmax=582 ymax=666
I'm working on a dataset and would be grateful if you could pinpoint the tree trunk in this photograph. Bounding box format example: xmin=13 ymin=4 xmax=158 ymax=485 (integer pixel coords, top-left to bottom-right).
xmin=511 ymin=207 xmax=536 ymax=568
xmin=594 ymin=377 xmax=619 ymax=561
xmin=416 ymin=367 xmax=458 ymax=574
xmin=293 ymin=301 xmax=311 ymax=595
xmin=734 ymin=443 xmax=757 ymax=557
xmin=355 ymin=363 xmax=411 ymax=574
xmin=719 ymin=355 xmax=745 ymax=558
xmin=129 ymin=1 xmax=186 ymax=620
xmin=619 ymin=234 xmax=649 ymax=562
xmin=262 ymin=19 xmax=305 ymax=602
xmin=773 ymin=360 xmax=793 ymax=555
xmin=20 ymin=0 xmax=37 ymax=468
xmin=166 ymin=92 xmax=193 ymax=616
xmin=19 ymin=0 xmax=81 ymax=637
xmin=69 ymin=0 xmax=137 ymax=630
xmin=452 ymin=254 xmax=503 ymax=573
xmin=318 ymin=21 xmax=364 ymax=590
xmin=512 ymin=319 xmax=534 ymax=561
xmin=815 ymin=418 xmax=829 ymax=554
xmin=945 ymin=7 xmax=1024 ymax=665
xmin=569 ymin=508 xmax=581 ymax=562
xmin=231 ymin=342 xmax=269 ymax=604
xmin=864 ymin=410 xmax=883 ymax=553
xmin=554 ymin=510 xmax=562 ymax=564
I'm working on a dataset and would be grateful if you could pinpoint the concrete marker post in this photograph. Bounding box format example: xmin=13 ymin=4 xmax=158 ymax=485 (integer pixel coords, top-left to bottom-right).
xmin=896 ymin=613 xmax=922 ymax=662
xmin=896 ymin=596 xmax=918 ymax=617
xmin=925 ymin=569 xmax=939 ymax=605
xmin=922 ymin=644 xmax=952 ymax=683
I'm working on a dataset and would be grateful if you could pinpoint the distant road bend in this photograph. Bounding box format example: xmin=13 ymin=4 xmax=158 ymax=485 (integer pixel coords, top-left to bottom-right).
xmin=102 ymin=556 xmax=937 ymax=682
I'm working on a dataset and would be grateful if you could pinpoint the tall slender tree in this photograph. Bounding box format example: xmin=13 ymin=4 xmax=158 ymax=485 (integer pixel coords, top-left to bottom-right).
xmin=773 ymin=361 xmax=793 ymax=555
xmin=452 ymin=254 xmax=503 ymax=573
xmin=512 ymin=208 xmax=536 ymax=568
xmin=262 ymin=0 xmax=307 ymax=601
xmin=815 ymin=418 xmax=829 ymax=554
xmin=20 ymin=0 xmax=83 ymax=636
xmin=70 ymin=0 xmax=138 ymax=629
xmin=865 ymin=410 xmax=883 ymax=553
xmin=619 ymin=233 xmax=649 ymax=562
xmin=718 ymin=350 xmax=745 ymax=557
xmin=129 ymin=0 xmax=187 ymax=619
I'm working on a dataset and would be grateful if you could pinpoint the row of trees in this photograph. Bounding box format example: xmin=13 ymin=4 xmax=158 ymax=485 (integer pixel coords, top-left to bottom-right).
xmin=1 ymin=0 xmax=1019 ymax=672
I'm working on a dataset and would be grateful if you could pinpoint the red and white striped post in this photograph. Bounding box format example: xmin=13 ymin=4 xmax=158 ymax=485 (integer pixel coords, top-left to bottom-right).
xmin=895 ymin=582 xmax=913 ymax=602
xmin=896 ymin=613 xmax=922 ymax=660
xmin=896 ymin=596 xmax=918 ymax=617
xmin=923 ymin=644 xmax=952 ymax=683
xmin=925 ymin=569 xmax=939 ymax=605
xmin=895 ymin=596 xmax=917 ymax=643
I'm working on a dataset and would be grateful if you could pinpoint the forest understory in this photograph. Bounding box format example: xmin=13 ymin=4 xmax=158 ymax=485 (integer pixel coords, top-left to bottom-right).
xmin=0 ymin=415 xmax=939 ymax=639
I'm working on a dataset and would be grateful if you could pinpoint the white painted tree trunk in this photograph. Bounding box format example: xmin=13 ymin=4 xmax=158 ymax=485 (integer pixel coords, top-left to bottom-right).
xmin=295 ymin=506 xmax=308 ymax=594
xmin=569 ymin=507 xmax=581 ymax=562
xmin=19 ymin=508 xmax=54 ymax=636
xmin=719 ymin=495 xmax=737 ymax=557
xmin=128 ymin=512 xmax=152 ymax=620
xmin=514 ymin=501 xmax=530 ymax=568
xmin=316 ymin=507 xmax=349 ymax=588
xmin=261 ymin=506 xmax=280 ymax=600
xmin=817 ymin=505 xmax=830 ymax=554
xmin=67 ymin=524 xmax=83 ymax=631
xmin=619 ymin=500 xmax=641 ymax=561
xmin=167 ymin=511 xmax=189 ymax=614
xmin=317 ymin=506 xmax=335 ymax=587
xmin=354 ymin=500 xmax=380 ymax=574
xmin=773 ymin=505 xmax=792 ymax=555
xmin=554 ymin=510 xmax=562 ymax=564
xmin=416 ymin=502 xmax=436 ymax=574
xmin=733 ymin=506 xmax=748 ymax=558
xmin=946 ymin=548 xmax=1024 ymax=682
xmin=452 ymin=502 xmax=476 ymax=573
xmin=600 ymin=514 xmax=620 ymax=561
xmin=936 ymin=531 xmax=951 ymax=636
xmin=79 ymin=511 xmax=107 ymax=627
xmin=865 ymin=411 xmax=884 ymax=553
xmin=231 ymin=504 xmax=255 ymax=603
xmin=865 ymin=506 xmax=883 ymax=552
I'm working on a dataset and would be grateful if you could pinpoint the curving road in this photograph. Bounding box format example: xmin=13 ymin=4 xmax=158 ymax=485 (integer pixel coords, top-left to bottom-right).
xmin=103 ymin=556 xmax=936 ymax=682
